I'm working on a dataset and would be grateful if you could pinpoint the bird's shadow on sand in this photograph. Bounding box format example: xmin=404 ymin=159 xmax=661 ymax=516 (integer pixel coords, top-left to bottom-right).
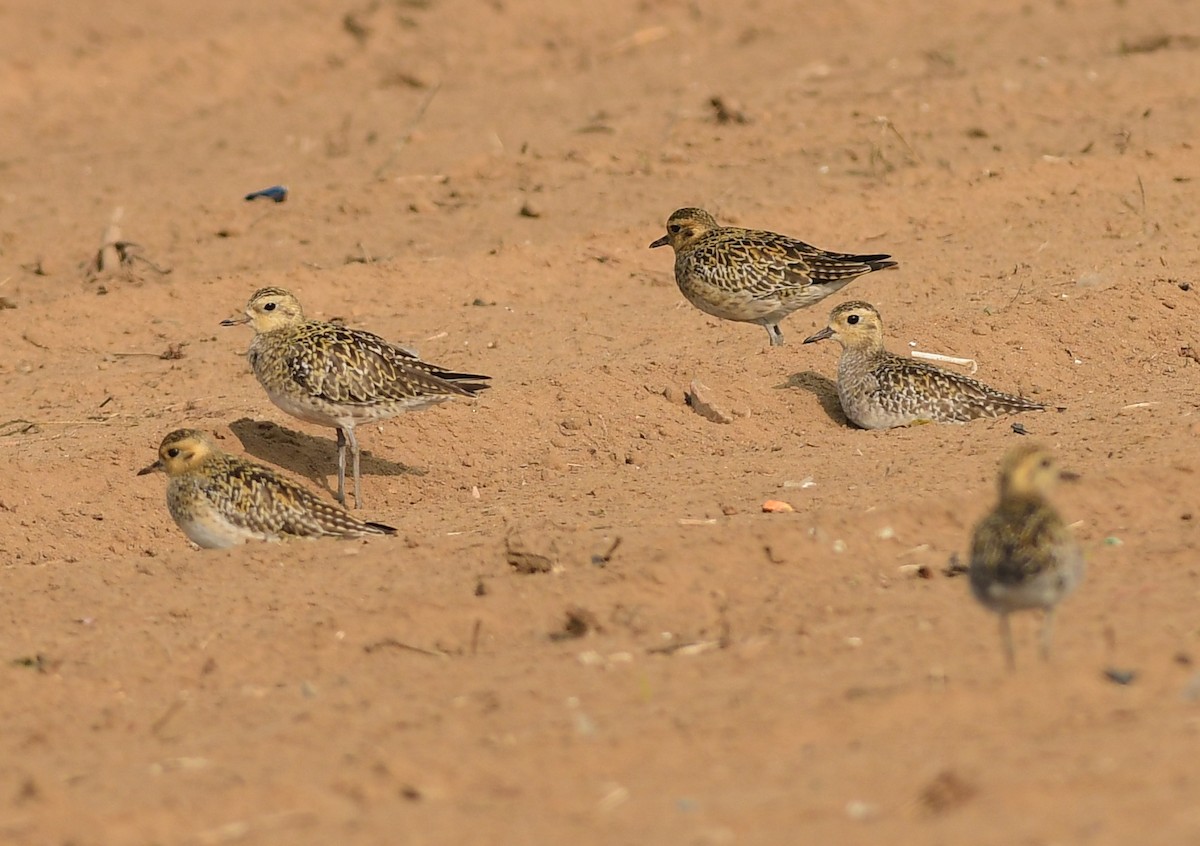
xmin=779 ymin=371 xmax=849 ymax=426
xmin=228 ymin=418 xmax=425 ymax=496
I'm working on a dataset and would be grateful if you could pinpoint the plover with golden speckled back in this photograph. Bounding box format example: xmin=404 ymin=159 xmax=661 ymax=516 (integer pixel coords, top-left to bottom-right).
xmin=649 ymin=207 xmax=897 ymax=345
xmin=221 ymin=287 xmax=490 ymax=509
xmin=802 ymin=301 xmax=1045 ymax=428
xmin=138 ymin=429 xmax=396 ymax=549
xmin=968 ymin=443 xmax=1084 ymax=669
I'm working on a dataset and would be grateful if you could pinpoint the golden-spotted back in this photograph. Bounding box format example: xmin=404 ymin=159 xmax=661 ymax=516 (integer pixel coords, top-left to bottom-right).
xmin=222 ymin=288 xmax=491 ymax=509
xmin=968 ymin=443 xmax=1084 ymax=669
xmin=649 ymin=208 xmax=897 ymax=346
xmin=803 ymin=301 xmax=1045 ymax=428
xmin=138 ymin=429 xmax=396 ymax=549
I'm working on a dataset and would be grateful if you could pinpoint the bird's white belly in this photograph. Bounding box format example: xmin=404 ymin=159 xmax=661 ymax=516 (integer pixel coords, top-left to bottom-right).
xmin=175 ymin=513 xmax=276 ymax=550
xmin=265 ymin=389 xmax=344 ymax=427
xmin=265 ymin=385 xmax=442 ymax=428
xmin=976 ymin=561 xmax=1084 ymax=612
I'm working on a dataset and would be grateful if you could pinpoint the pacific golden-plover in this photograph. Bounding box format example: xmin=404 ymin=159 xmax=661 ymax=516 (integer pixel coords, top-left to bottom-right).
xmin=649 ymin=207 xmax=897 ymax=345
xmin=968 ymin=443 xmax=1084 ymax=669
xmin=221 ymin=287 xmax=490 ymax=508
xmin=138 ymin=429 xmax=396 ymax=549
xmin=802 ymin=301 xmax=1045 ymax=428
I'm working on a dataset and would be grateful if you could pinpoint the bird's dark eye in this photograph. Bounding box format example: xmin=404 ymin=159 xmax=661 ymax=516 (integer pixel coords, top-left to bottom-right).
xmin=166 ymin=447 xmax=180 ymax=458
xmin=1040 ymin=457 xmax=1052 ymax=469
xmin=847 ymin=314 xmax=860 ymax=325
xmin=263 ymin=302 xmax=277 ymax=312
xmin=668 ymin=224 xmax=681 ymax=234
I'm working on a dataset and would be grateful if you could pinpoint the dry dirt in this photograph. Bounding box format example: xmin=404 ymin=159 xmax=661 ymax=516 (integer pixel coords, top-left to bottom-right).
xmin=3 ymin=0 xmax=1200 ymax=843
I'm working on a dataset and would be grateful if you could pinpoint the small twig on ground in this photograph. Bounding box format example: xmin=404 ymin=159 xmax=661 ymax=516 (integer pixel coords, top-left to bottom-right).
xmin=943 ymin=553 xmax=969 ymax=577
xmin=1007 ymin=278 xmax=1026 ymax=309
xmin=604 ymin=25 xmax=670 ymax=57
xmin=88 ymin=229 xmax=172 ymax=280
xmin=345 ymin=242 xmax=391 ymax=265
xmin=151 ymin=699 xmax=186 ymax=737
xmin=470 ymin=619 xmax=482 ymax=656
xmin=591 ymin=536 xmax=622 ymax=566
xmin=647 ymin=639 xmax=721 ymax=656
xmin=126 ymin=249 xmax=172 ymax=275
xmin=877 ymin=116 xmax=922 ymax=164
xmin=374 ymin=82 xmax=442 ymax=180
xmin=911 ymin=350 xmax=979 ymax=374
xmin=363 ymin=637 xmax=446 ymax=658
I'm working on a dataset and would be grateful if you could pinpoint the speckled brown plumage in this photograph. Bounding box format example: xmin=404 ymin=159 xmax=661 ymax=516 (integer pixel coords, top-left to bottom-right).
xmin=802 ymin=301 xmax=1045 ymax=428
xmin=968 ymin=443 xmax=1084 ymax=669
xmin=221 ymin=287 xmax=490 ymax=508
xmin=649 ymin=207 xmax=897 ymax=345
xmin=137 ymin=429 xmax=396 ymax=549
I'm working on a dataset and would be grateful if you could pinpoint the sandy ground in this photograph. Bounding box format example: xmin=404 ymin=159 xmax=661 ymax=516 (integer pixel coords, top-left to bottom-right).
xmin=2 ymin=0 xmax=1200 ymax=843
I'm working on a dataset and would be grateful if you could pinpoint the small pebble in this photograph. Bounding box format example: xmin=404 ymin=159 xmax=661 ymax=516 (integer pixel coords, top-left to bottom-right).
xmin=845 ymin=800 xmax=878 ymax=821
xmin=244 ymin=185 xmax=288 ymax=203
xmin=662 ymin=385 xmax=686 ymax=405
xmin=1103 ymin=667 xmax=1136 ymax=686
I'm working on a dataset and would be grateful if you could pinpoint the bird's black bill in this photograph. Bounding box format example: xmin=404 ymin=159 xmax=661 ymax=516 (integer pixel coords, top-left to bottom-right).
xmin=219 ymin=316 xmax=250 ymax=327
xmin=802 ymin=327 xmax=834 ymax=344
xmin=1059 ymin=470 xmax=1081 ymax=482
xmin=649 ymin=235 xmax=669 ymax=249
xmin=137 ymin=460 xmax=164 ymax=476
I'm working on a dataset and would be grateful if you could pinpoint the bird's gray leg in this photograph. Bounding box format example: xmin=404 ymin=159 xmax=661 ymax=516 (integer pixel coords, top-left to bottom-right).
xmin=766 ymin=323 xmax=784 ymax=346
xmin=336 ymin=428 xmax=348 ymax=506
xmin=1000 ymin=614 xmax=1016 ymax=671
xmin=344 ymin=425 xmax=362 ymax=509
xmin=1038 ymin=608 xmax=1057 ymax=662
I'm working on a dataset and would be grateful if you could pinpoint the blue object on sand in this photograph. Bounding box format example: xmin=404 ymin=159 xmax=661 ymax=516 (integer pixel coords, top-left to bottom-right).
xmin=244 ymin=185 xmax=288 ymax=203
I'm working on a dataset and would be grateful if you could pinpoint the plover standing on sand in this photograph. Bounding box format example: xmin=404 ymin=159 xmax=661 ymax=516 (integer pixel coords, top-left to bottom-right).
xmin=221 ymin=287 xmax=490 ymax=508
xmin=649 ymin=207 xmax=897 ymax=345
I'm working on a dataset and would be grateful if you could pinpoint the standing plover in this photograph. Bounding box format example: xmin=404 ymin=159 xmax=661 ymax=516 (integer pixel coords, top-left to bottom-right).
xmin=221 ymin=287 xmax=490 ymax=508
xmin=802 ymin=301 xmax=1044 ymax=428
xmin=138 ymin=429 xmax=396 ymax=548
xmin=968 ymin=443 xmax=1084 ymax=669
xmin=649 ymin=207 xmax=896 ymax=345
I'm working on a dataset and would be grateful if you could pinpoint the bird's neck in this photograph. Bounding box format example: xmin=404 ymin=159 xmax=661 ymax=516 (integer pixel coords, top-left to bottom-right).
xmin=997 ymin=490 xmax=1050 ymax=514
xmin=839 ymin=342 xmax=885 ymax=367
